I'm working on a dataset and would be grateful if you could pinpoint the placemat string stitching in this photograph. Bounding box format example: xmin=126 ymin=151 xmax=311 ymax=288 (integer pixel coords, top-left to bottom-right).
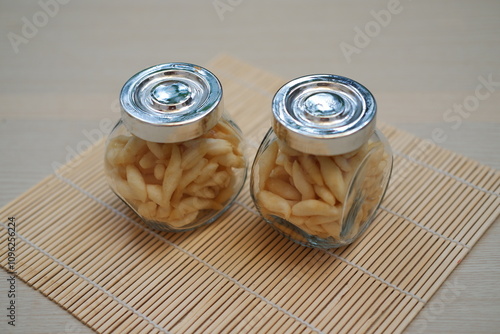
xmin=323 ymin=250 xmax=426 ymax=304
xmin=392 ymin=150 xmax=499 ymax=197
xmin=380 ymin=206 xmax=470 ymax=249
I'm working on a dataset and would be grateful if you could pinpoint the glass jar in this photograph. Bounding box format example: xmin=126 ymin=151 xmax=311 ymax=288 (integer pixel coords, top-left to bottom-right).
xmin=105 ymin=63 xmax=247 ymax=232
xmin=250 ymin=74 xmax=392 ymax=248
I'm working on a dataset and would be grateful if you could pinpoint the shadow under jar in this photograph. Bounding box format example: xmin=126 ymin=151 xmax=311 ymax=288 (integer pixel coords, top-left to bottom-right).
xmin=105 ymin=63 xmax=247 ymax=232
xmin=251 ymin=74 xmax=392 ymax=248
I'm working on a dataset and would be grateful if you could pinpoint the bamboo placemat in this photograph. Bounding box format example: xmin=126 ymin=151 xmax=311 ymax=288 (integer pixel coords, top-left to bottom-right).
xmin=1 ymin=55 xmax=499 ymax=334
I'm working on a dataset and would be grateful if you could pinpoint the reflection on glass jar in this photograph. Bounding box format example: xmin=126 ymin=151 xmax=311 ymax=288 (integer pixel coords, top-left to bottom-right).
xmin=105 ymin=63 xmax=247 ymax=232
xmin=251 ymin=74 xmax=392 ymax=248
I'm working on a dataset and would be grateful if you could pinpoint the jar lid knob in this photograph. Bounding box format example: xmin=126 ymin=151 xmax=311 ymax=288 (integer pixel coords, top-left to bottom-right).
xmin=151 ymin=81 xmax=192 ymax=107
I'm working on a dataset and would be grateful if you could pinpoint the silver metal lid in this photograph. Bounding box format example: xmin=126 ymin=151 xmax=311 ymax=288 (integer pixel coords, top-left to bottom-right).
xmin=272 ymin=74 xmax=376 ymax=155
xmin=120 ymin=63 xmax=223 ymax=143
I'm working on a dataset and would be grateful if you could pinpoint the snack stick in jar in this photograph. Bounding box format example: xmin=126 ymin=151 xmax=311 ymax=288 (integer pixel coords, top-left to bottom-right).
xmin=119 ymin=136 xmax=147 ymax=164
xmin=258 ymin=190 xmax=291 ymax=219
xmin=214 ymin=152 xmax=245 ymax=168
xmin=113 ymin=135 xmax=129 ymax=146
xmin=298 ymin=155 xmax=324 ymax=186
xmin=106 ymin=137 xmax=127 ymax=165
xmin=184 ymin=184 xmax=216 ymax=199
xmin=181 ymin=141 xmax=208 ymax=169
xmin=366 ymin=158 xmax=386 ymax=177
xmin=277 ymin=140 xmax=301 ymax=156
xmin=266 ymin=178 xmax=301 ymax=201
xmin=363 ymin=193 xmax=381 ymax=212
xmin=333 ymin=155 xmax=351 ymax=172
xmin=195 ymin=162 xmax=220 ymax=184
xmin=313 ymin=184 xmax=336 ymax=206
xmin=377 ymin=157 xmax=389 ymax=173
xmin=291 ymin=199 xmax=340 ymax=218
xmin=302 ymin=223 xmax=329 ymax=238
xmin=115 ymin=177 xmax=139 ymax=201
xmin=146 ymin=141 xmax=168 ymax=160
xmin=305 ymin=215 xmax=339 ymax=226
xmin=363 ymin=175 xmax=381 ymax=191
xmin=139 ymin=151 xmax=157 ymax=169
xmin=162 ymin=145 xmax=182 ymax=204
xmin=275 ymin=152 xmax=293 ymax=175
xmin=137 ymin=201 xmax=157 ymax=219
xmin=177 ymin=158 xmax=208 ymax=192
xmin=109 ymin=166 xmax=126 ymax=180
xmin=146 ymin=184 xmax=163 ymax=206
xmin=201 ymin=171 xmax=227 ymax=188
xmin=211 ymin=127 xmax=241 ymax=149
xmin=214 ymin=175 xmax=236 ymax=203
xmin=105 ymin=147 xmax=121 ymax=167
xmin=184 ymin=181 xmax=213 ymax=195
xmin=227 ymin=135 xmax=244 ymax=156
xmin=204 ymin=138 xmax=234 ymax=156
xmin=288 ymin=214 xmax=308 ymax=227
xmin=317 ymin=156 xmax=346 ymax=203
xmin=211 ymin=170 xmax=231 ymax=188
xmin=126 ymin=165 xmax=147 ymax=202
xmin=292 ymin=161 xmax=315 ymax=200
xmin=174 ymin=197 xmax=223 ymax=217
xmin=154 ymin=163 xmax=166 ymax=180
xmin=321 ymin=221 xmax=341 ymax=240
xmin=168 ymin=210 xmax=198 ymax=228
xmin=258 ymin=141 xmax=279 ymax=190
xmin=269 ymin=165 xmax=289 ymax=181
xmin=346 ymin=154 xmax=362 ymax=175
xmin=156 ymin=205 xmax=171 ymax=219
xmin=365 ymin=187 xmax=382 ymax=203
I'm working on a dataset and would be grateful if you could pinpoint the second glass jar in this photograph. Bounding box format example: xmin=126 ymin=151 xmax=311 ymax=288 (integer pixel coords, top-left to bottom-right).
xmin=250 ymin=74 xmax=392 ymax=248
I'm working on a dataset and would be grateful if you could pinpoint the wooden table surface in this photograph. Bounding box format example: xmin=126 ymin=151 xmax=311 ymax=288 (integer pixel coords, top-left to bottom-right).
xmin=1 ymin=0 xmax=499 ymax=333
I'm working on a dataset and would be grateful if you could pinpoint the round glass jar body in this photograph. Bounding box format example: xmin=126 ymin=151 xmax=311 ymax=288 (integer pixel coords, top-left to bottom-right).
xmin=251 ymin=127 xmax=392 ymax=248
xmin=105 ymin=114 xmax=247 ymax=232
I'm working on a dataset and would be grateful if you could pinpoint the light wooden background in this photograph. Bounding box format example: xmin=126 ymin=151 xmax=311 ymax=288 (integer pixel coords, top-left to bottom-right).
xmin=0 ymin=0 xmax=499 ymax=333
